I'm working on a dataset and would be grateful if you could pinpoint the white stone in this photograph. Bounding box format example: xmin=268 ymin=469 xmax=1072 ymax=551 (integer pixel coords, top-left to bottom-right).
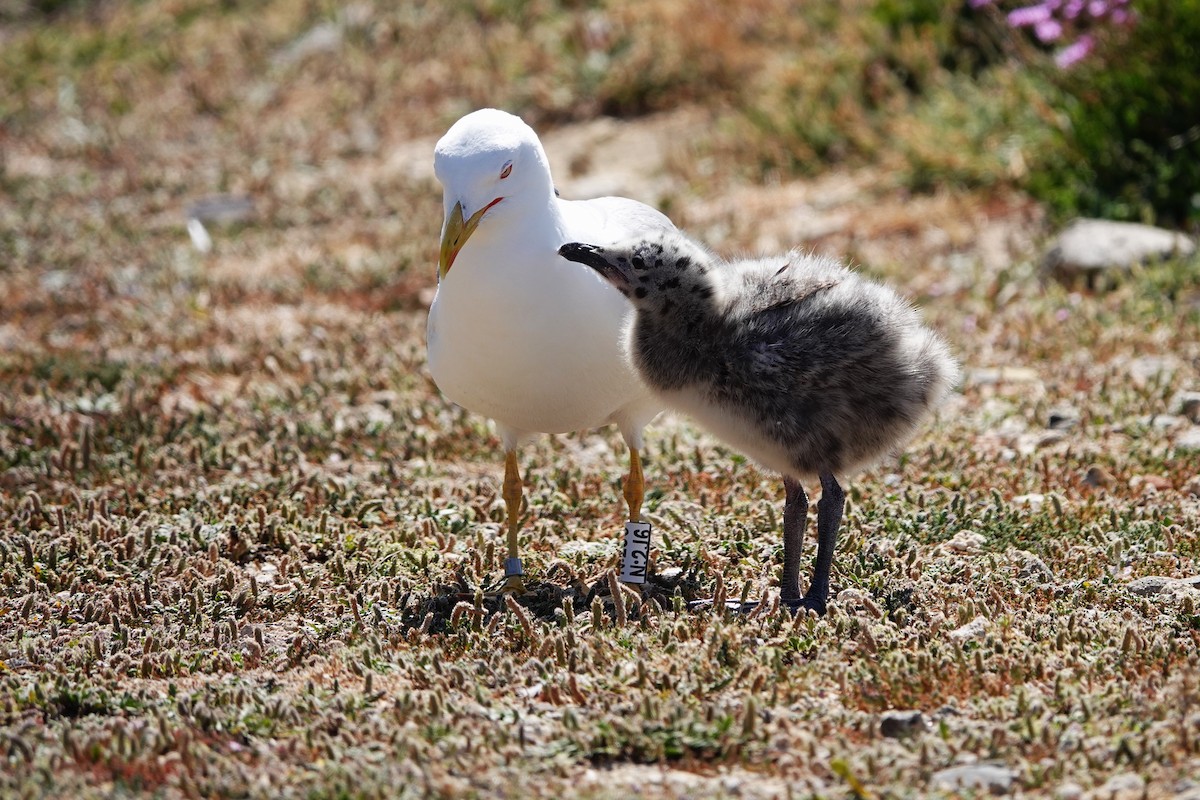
xmin=930 ymin=764 xmax=1015 ymax=794
xmin=1176 ymin=427 xmax=1200 ymax=452
xmin=1045 ymin=218 xmax=1195 ymax=275
xmin=943 ymin=529 xmax=987 ymax=555
xmin=950 ymin=616 xmax=990 ymax=642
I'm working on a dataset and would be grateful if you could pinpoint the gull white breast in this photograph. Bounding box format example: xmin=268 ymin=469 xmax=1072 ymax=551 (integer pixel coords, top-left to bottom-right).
xmin=428 ymin=108 xmax=676 ymax=591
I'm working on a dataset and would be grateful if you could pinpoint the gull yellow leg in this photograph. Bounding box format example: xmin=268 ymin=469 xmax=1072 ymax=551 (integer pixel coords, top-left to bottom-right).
xmin=623 ymin=448 xmax=645 ymax=523
xmin=502 ymin=450 xmax=525 ymax=593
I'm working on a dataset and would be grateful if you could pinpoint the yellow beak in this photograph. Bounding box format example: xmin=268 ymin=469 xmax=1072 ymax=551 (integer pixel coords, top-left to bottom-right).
xmin=438 ymin=197 xmax=502 ymax=280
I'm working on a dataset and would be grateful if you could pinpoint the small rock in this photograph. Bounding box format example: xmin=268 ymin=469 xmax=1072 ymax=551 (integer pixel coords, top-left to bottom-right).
xmin=1128 ymin=575 xmax=1200 ymax=597
xmin=517 ymin=682 xmax=544 ymax=699
xmin=1178 ymin=391 xmax=1200 ymax=424
xmin=950 ymin=616 xmax=989 ymax=642
xmin=1147 ymin=413 xmax=1187 ymax=430
xmin=1129 ymin=474 xmax=1172 ymax=494
xmin=836 ymin=587 xmax=870 ymax=605
xmin=1128 ymin=576 xmax=1177 ymax=596
xmin=1017 ymin=430 xmax=1066 ymax=453
xmin=880 ymin=710 xmax=926 ymax=738
xmin=1046 ymin=406 xmax=1080 ymax=430
xmin=967 ymin=366 xmax=1042 ymax=386
xmin=1083 ymin=466 xmax=1116 ymax=489
xmin=1012 ymin=549 xmax=1055 ymax=582
xmin=1012 ymin=493 xmax=1046 ymax=511
xmin=1044 ymin=218 xmax=1195 ymax=281
xmin=1129 ymin=355 xmax=1180 ymax=387
xmin=1175 ymin=783 xmax=1200 ymax=800
xmin=943 ymin=529 xmax=987 ymax=555
xmin=930 ymin=764 xmax=1016 ymax=795
xmin=1184 ymin=476 xmax=1200 ymax=498
xmin=1176 ymin=428 xmax=1200 ymax=452
xmin=1054 ymin=781 xmax=1084 ymax=800
xmin=1099 ymin=772 xmax=1144 ymax=799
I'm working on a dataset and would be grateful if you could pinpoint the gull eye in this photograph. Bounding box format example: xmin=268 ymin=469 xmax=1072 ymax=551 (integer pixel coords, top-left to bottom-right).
xmin=499 ymin=161 xmax=513 ymax=180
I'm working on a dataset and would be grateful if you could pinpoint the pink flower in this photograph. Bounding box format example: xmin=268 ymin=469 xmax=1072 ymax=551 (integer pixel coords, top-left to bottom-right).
xmin=1008 ymin=4 xmax=1054 ymax=26
xmin=1055 ymin=34 xmax=1095 ymax=67
xmin=1088 ymin=0 xmax=1108 ymax=17
xmin=1036 ymin=18 xmax=1064 ymax=41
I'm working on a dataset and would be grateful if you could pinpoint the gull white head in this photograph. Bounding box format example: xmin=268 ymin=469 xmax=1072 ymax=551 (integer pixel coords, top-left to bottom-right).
xmin=433 ymin=108 xmax=555 ymax=280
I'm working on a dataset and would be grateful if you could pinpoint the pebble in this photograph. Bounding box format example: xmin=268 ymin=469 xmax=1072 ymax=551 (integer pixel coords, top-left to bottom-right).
xmin=949 ymin=616 xmax=990 ymax=642
xmin=879 ymin=710 xmax=926 ymax=738
xmin=1176 ymin=427 xmax=1200 ymax=452
xmin=929 ymin=764 xmax=1016 ymax=795
xmin=1054 ymin=781 xmax=1084 ymax=800
xmin=1012 ymin=549 xmax=1055 ymax=582
xmin=1175 ymin=783 xmax=1200 ymax=800
xmin=1129 ymin=355 xmax=1179 ymax=387
xmin=1147 ymin=413 xmax=1187 ymax=430
xmin=1179 ymin=391 xmax=1200 ymax=424
xmin=1083 ymin=466 xmax=1116 ymax=489
xmin=1046 ymin=406 xmax=1080 ymax=430
xmin=1127 ymin=575 xmax=1200 ymax=597
xmin=1099 ymin=772 xmax=1145 ymax=800
xmin=1129 ymin=474 xmax=1172 ymax=494
xmin=943 ymin=529 xmax=987 ymax=555
xmin=1044 ymin=218 xmax=1195 ymax=280
xmin=967 ymin=366 xmax=1042 ymax=386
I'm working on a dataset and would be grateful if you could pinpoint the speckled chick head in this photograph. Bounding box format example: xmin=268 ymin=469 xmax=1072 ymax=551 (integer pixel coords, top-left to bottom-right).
xmin=558 ymin=232 xmax=719 ymax=322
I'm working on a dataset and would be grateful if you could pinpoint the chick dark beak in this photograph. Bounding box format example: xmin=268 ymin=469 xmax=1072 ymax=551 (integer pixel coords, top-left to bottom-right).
xmin=558 ymin=242 xmax=631 ymax=291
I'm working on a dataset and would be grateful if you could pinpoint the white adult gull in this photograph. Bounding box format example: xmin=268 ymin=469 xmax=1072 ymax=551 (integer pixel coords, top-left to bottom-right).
xmin=427 ymin=108 xmax=675 ymax=592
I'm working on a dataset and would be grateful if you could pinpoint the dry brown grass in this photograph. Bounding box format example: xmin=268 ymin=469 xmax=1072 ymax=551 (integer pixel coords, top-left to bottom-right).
xmin=3 ymin=2 xmax=1200 ymax=798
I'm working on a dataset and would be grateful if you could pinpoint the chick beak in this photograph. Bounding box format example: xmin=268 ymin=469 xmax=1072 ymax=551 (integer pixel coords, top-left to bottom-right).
xmin=438 ymin=197 xmax=503 ymax=280
xmin=557 ymin=242 xmax=631 ymax=292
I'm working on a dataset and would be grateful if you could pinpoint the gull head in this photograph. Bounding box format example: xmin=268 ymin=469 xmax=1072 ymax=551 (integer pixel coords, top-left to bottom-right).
xmin=558 ymin=233 xmax=716 ymax=317
xmin=434 ymin=108 xmax=554 ymax=279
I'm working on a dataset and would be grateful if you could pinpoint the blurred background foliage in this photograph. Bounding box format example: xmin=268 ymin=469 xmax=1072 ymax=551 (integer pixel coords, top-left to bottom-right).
xmin=2 ymin=0 xmax=1197 ymax=228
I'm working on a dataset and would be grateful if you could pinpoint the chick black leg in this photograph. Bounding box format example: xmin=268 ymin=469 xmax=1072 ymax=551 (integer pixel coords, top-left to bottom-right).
xmin=780 ymin=477 xmax=809 ymax=602
xmin=784 ymin=470 xmax=842 ymax=616
xmin=688 ymin=476 xmax=811 ymax=615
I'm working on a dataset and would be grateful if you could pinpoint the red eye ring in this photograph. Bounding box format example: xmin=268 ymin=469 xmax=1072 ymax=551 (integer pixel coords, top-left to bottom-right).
xmin=499 ymin=161 xmax=513 ymax=180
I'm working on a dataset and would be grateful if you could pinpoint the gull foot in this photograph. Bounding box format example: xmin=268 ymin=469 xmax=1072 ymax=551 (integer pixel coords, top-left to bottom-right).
xmin=482 ymin=574 xmax=527 ymax=595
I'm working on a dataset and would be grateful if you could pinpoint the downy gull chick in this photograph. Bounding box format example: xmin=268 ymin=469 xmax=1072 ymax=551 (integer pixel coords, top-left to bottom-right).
xmin=559 ymin=232 xmax=958 ymax=614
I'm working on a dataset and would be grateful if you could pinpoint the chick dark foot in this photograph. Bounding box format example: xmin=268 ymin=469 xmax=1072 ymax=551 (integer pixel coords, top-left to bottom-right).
xmin=781 ymin=596 xmax=827 ymax=616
